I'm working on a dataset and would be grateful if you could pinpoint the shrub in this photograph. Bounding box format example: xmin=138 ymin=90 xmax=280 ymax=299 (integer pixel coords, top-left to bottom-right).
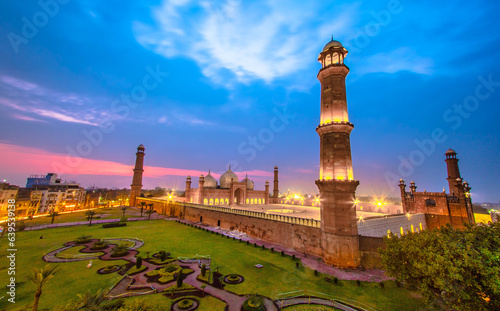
xmin=295 ymin=262 xmax=299 ymax=268
xmin=136 ymin=256 xmax=142 ymax=269
xmin=333 ymin=277 xmax=339 ymax=284
xmin=314 ymin=270 xmax=318 ymax=276
xmin=242 ymin=296 xmax=265 ymax=311
xmin=356 ymin=280 xmax=361 ymax=286
xmin=395 ymin=280 xmax=402 ymax=288
xmin=102 ymin=222 xmax=126 ymax=228
xmin=379 ymin=282 xmax=385 ymax=289
xmin=177 ymin=270 xmax=184 ymax=287
xmin=246 ymin=241 xmax=249 ymax=245
xmin=281 ymin=251 xmax=284 ymax=256
xmin=159 ymin=250 xmax=168 ymax=261
xmin=91 ymin=241 xmax=107 ymax=250
xmin=164 ymin=264 xmax=179 ymax=273
xmin=292 ymin=254 xmax=296 ymax=260
xmin=127 ymin=265 xmax=147 ymax=275
xmin=271 ymin=247 xmax=274 ymax=253
xmin=146 ymin=270 xmax=159 ymax=277
xmin=254 ymin=243 xmax=257 ymax=247
xmin=158 ymin=274 xmax=174 ymax=283
xmin=178 ymin=299 xmax=194 ymax=310
xmin=201 ymin=264 xmax=206 ymax=277
xmin=262 ymin=245 xmax=265 ymax=250
xmin=120 ymin=217 xmax=127 ymax=222
xmin=75 ymin=235 xmax=91 ymax=244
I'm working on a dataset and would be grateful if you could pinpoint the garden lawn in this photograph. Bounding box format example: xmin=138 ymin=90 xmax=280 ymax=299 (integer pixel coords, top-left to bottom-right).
xmin=1 ymin=219 xmax=426 ymax=310
xmin=17 ymin=206 xmax=146 ymax=228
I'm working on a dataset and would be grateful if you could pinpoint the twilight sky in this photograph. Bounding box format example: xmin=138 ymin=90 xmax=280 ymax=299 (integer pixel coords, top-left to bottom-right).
xmin=0 ymin=0 xmax=499 ymax=202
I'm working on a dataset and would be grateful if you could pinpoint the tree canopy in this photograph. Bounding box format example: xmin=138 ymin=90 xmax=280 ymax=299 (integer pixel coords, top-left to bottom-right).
xmin=380 ymin=222 xmax=500 ymax=311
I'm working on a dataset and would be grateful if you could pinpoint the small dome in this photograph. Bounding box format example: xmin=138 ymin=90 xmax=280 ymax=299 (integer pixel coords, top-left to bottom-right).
xmin=241 ymin=174 xmax=254 ymax=190
xmin=186 ymin=175 xmax=191 ymax=179
xmin=204 ymin=170 xmax=217 ymax=188
xmin=323 ymin=39 xmax=343 ymax=51
xmin=445 ymin=148 xmax=456 ymax=155
xmin=137 ymin=144 xmax=145 ymax=150
xmin=220 ymin=166 xmax=238 ymax=188
xmin=274 ymin=165 xmax=278 ymax=170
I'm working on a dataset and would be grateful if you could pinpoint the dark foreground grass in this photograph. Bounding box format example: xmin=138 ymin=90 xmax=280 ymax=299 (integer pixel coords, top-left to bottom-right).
xmin=0 ymin=220 xmax=425 ymax=310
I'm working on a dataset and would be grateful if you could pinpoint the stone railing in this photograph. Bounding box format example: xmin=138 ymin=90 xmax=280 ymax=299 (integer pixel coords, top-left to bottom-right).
xmin=172 ymin=201 xmax=322 ymax=228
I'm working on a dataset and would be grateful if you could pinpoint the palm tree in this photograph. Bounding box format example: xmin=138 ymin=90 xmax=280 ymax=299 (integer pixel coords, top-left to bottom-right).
xmin=48 ymin=209 xmax=59 ymax=224
xmin=147 ymin=203 xmax=154 ymax=210
xmin=138 ymin=202 xmax=147 ymax=217
xmin=76 ymin=288 xmax=108 ymax=310
xmin=145 ymin=209 xmax=156 ymax=220
xmin=121 ymin=206 xmax=127 ymax=218
xmin=85 ymin=210 xmax=96 ymax=226
xmin=28 ymin=265 xmax=59 ymax=311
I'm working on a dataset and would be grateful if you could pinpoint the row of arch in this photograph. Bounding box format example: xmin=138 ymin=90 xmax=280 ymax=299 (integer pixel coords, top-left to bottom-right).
xmin=321 ymin=52 xmax=345 ymax=67
xmin=198 ymin=197 xmax=266 ymax=206
xmin=387 ymin=222 xmax=424 ymax=237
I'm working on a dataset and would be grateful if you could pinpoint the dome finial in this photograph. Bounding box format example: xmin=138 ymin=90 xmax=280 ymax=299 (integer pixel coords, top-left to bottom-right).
xmin=331 ymin=35 xmax=333 ymax=41
xmin=229 ymin=164 xmax=231 ymax=170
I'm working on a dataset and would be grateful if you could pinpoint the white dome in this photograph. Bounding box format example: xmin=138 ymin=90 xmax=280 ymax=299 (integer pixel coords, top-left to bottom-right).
xmin=220 ymin=167 xmax=238 ymax=188
xmin=204 ymin=170 xmax=217 ymax=188
xmin=241 ymin=175 xmax=254 ymax=190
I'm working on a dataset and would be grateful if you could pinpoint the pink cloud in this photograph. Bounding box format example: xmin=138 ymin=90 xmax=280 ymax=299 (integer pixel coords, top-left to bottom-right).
xmin=0 ymin=142 xmax=271 ymax=185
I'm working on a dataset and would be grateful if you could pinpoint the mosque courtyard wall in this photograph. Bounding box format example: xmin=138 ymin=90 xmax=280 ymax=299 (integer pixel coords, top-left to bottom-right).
xmin=136 ymin=198 xmax=426 ymax=268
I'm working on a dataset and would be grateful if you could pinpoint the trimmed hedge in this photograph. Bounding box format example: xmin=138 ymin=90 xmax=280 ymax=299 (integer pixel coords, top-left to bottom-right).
xmin=102 ymin=222 xmax=127 ymax=228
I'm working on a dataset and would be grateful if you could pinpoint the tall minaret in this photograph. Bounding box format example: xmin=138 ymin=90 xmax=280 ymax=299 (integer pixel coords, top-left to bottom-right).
xmin=445 ymin=149 xmax=475 ymax=224
xmin=273 ymin=165 xmax=279 ymax=202
xmin=314 ymin=39 xmax=360 ymax=268
xmin=130 ymin=144 xmax=145 ymax=207
xmin=445 ymin=149 xmax=462 ymax=196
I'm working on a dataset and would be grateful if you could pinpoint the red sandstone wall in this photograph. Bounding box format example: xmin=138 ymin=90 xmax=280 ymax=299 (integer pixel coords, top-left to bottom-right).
xmin=359 ymin=236 xmax=385 ymax=268
xmin=183 ymin=206 xmax=324 ymax=257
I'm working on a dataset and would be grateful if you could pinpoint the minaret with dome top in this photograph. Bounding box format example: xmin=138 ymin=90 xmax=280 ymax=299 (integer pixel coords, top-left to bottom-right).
xmin=315 ymin=38 xmax=360 ymax=268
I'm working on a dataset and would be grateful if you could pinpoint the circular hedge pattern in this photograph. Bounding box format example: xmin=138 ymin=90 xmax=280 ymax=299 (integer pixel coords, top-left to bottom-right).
xmin=171 ymin=298 xmax=199 ymax=311
xmin=242 ymin=296 xmax=265 ymax=311
xmin=97 ymin=265 xmax=121 ymax=274
xmin=223 ymin=274 xmax=244 ymax=284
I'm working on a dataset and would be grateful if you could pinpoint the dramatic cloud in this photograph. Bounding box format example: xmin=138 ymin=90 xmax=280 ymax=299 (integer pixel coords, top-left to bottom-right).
xmin=134 ymin=0 xmax=355 ymax=85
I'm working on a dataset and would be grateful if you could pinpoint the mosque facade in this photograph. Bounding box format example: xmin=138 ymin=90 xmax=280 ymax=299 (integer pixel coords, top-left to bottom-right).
xmin=184 ymin=166 xmax=280 ymax=206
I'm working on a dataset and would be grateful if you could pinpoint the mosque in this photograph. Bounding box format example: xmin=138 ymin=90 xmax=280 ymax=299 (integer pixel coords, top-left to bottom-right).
xmin=184 ymin=166 xmax=280 ymax=206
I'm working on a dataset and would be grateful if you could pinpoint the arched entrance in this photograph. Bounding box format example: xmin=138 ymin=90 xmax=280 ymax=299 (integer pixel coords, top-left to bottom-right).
xmin=234 ymin=188 xmax=244 ymax=205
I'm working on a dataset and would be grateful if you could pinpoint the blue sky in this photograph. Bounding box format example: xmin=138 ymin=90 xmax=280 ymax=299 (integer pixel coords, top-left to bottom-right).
xmin=0 ymin=0 xmax=499 ymax=202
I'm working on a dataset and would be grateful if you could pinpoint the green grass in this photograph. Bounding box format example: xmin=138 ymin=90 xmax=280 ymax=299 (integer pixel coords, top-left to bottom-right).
xmin=0 ymin=220 xmax=427 ymax=311
xmin=17 ymin=206 xmax=146 ymax=227
xmin=55 ymin=245 xmax=104 ymax=259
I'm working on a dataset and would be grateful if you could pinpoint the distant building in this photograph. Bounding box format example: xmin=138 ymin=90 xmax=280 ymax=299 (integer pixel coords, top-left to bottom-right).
xmin=26 ymin=173 xmax=59 ymax=188
xmin=399 ymin=149 xmax=474 ymax=229
xmin=0 ymin=183 xmax=19 ymax=214
xmin=23 ymin=173 xmax=86 ymax=214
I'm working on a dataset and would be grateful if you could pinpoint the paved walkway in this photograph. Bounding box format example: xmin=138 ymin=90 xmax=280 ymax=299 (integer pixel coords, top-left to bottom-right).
xmin=177 ymin=219 xmax=389 ymax=282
